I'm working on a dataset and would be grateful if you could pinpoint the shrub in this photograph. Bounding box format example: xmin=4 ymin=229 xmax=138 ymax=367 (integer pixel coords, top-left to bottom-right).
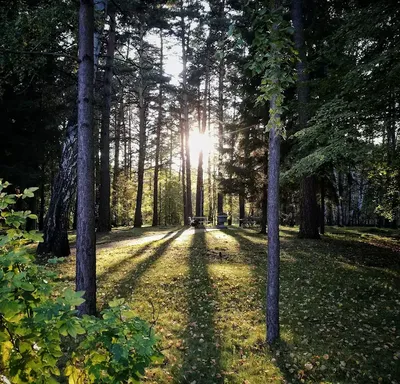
xmin=0 ymin=180 xmax=161 ymax=383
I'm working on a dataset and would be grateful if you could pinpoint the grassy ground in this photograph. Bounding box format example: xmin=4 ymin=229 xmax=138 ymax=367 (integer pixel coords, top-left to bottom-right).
xmin=55 ymin=226 xmax=400 ymax=383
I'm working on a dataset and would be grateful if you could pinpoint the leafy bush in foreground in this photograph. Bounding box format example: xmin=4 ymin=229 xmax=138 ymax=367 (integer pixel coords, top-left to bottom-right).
xmin=0 ymin=180 xmax=161 ymax=383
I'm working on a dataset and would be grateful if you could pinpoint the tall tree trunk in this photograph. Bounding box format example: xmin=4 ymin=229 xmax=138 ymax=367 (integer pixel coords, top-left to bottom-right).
xmin=38 ymin=0 xmax=107 ymax=256
xmin=180 ymin=116 xmax=188 ymax=224
xmin=98 ymin=8 xmax=116 ymax=233
xmin=217 ymin=0 xmax=225 ymax=215
xmin=292 ymin=0 xmax=320 ymax=239
xmin=239 ymin=194 xmax=245 ymax=226
xmin=267 ymin=93 xmax=281 ymax=345
xmin=181 ymin=7 xmax=192 ymax=220
xmin=333 ymin=168 xmax=343 ymax=226
xmin=76 ymin=0 xmax=96 ymax=316
xmin=134 ymin=25 xmax=146 ymax=228
xmin=207 ymin=81 xmax=213 ymax=223
xmin=196 ymin=52 xmax=209 ymax=217
xmin=111 ymin=102 xmax=122 ymax=226
xmin=152 ymin=30 xmax=164 ymax=226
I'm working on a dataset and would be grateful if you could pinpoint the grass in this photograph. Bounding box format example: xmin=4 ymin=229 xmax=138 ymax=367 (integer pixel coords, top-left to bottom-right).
xmin=54 ymin=225 xmax=400 ymax=383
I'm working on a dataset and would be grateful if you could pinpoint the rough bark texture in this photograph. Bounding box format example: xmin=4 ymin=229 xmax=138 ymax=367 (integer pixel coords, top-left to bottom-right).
xmin=98 ymin=9 xmax=116 ymax=233
xmin=76 ymin=0 xmax=96 ymax=316
xmin=292 ymin=0 xmax=320 ymax=239
xmin=152 ymin=30 xmax=163 ymax=226
xmin=267 ymin=95 xmax=281 ymax=345
xmin=134 ymin=26 xmax=147 ymax=228
xmin=38 ymin=0 xmax=107 ymax=256
xmin=37 ymin=119 xmax=77 ymax=257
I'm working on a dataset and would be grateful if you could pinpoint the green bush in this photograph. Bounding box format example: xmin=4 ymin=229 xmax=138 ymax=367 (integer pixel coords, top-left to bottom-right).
xmin=0 ymin=180 xmax=161 ymax=383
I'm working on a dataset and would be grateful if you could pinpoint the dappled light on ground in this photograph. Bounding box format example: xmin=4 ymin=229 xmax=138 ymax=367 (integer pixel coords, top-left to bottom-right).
xmin=53 ymin=226 xmax=400 ymax=383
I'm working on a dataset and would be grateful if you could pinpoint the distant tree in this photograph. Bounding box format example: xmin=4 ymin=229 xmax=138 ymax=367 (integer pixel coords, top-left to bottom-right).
xmin=98 ymin=8 xmax=117 ymax=233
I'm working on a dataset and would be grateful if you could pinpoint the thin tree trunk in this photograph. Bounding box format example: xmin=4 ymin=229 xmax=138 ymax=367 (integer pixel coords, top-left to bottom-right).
xmin=292 ymin=0 xmax=320 ymax=239
xmin=98 ymin=8 xmax=116 ymax=233
xmin=181 ymin=8 xmax=192 ymax=220
xmin=111 ymin=102 xmax=122 ymax=226
xmin=196 ymin=54 xmax=209 ymax=217
xmin=267 ymin=94 xmax=281 ymax=345
xmin=239 ymin=194 xmax=245 ymax=227
xmin=333 ymin=168 xmax=343 ymax=226
xmin=180 ymin=116 xmax=188 ymax=224
xmin=153 ymin=30 xmax=164 ymax=226
xmin=207 ymin=81 xmax=213 ymax=223
xmin=217 ymin=0 xmax=225 ymax=215
xmin=76 ymin=0 xmax=96 ymax=316
xmin=134 ymin=25 xmax=147 ymax=228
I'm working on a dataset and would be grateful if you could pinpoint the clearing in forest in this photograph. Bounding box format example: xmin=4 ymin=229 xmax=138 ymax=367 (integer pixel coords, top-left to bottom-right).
xmin=56 ymin=226 xmax=400 ymax=384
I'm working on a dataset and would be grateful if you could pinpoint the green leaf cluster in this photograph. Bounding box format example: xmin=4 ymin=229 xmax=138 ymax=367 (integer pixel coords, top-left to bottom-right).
xmin=0 ymin=181 xmax=161 ymax=383
xmin=247 ymin=8 xmax=297 ymax=135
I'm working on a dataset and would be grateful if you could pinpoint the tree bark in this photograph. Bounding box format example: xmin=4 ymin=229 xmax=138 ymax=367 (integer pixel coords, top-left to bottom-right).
xmin=37 ymin=118 xmax=77 ymax=256
xmin=111 ymin=102 xmax=122 ymax=226
xmin=181 ymin=7 xmax=192 ymax=220
xmin=267 ymin=95 xmax=281 ymax=345
xmin=98 ymin=8 xmax=116 ymax=233
xmin=38 ymin=0 xmax=107 ymax=256
xmin=76 ymin=0 xmax=96 ymax=316
xmin=152 ymin=30 xmax=164 ymax=226
xmin=333 ymin=168 xmax=343 ymax=226
xmin=195 ymin=51 xmax=209 ymax=217
xmin=134 ymin=25 xmax=147 ymax=228
xmin=239 ymin=194 xmax=245 ymax=226
xmin=292 ymin=0 xmax=320 ymax=239
xmin=180 ymin=116 xmax=188 ymax=224
xmin=217 ymin=0 xmax=225 ymax=215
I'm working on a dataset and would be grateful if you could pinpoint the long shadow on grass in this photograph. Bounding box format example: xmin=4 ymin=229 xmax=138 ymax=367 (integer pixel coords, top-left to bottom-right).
xmin=97 ymin=229 xmax=178 ymax=281
xmin=99 ymin=228 xmax=186 ymax=303
xmin=175 ymin=230 xmax=223 ymax=384
xmin=223 ymin=228 xmax=400 ymax=383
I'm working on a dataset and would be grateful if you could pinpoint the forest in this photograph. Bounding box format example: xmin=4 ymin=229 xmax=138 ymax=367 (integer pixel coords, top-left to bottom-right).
xmin=0 ymin=0 xmax=399 ymax=383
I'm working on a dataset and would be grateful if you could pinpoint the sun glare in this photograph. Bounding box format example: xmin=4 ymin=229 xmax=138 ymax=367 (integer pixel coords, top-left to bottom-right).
xmin=188 ymin=130 xmax=216 ymax=166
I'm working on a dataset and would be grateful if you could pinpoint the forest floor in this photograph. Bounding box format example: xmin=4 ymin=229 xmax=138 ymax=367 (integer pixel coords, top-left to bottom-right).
xmin=56 ymin=225 xmax=400 ymax=384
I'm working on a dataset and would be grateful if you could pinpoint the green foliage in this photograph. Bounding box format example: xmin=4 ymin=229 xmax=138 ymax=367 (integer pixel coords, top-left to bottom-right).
xmin=247 ymin=7 xmax=297 ymax=135
xmin=0 ymin=180 xmax=160 ymax=383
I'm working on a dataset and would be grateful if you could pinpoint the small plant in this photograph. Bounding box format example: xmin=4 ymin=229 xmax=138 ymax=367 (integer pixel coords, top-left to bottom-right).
xmin=0 ymin=180 xmax=161 ymax=383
